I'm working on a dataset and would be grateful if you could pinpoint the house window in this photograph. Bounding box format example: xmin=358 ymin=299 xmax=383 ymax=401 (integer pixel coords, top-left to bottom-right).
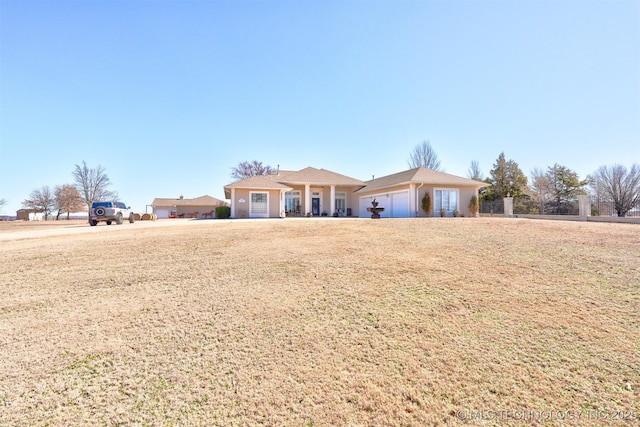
xmin=434 ymin=189 xmax=458 ymax=213
xmin=285 ymin=191 xmax=301 ymax=215
xmin=250 ymin=192 xmax=268 ymax=216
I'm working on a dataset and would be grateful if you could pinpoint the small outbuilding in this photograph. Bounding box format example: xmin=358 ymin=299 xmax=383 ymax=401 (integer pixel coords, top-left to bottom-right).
xmin=151 ymin=195 xmax=228 ymax=219
xmin=16 ymin=209 xmax=44 ymax=221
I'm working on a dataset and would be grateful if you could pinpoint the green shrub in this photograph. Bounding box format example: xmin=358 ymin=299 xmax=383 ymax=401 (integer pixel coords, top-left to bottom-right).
xmin=215 ymin=206 xmax=231 ymax=219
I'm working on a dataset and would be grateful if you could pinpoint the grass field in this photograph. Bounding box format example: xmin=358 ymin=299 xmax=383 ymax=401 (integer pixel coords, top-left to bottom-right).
xmin=0 ymin=218 xmax=638 ymax=425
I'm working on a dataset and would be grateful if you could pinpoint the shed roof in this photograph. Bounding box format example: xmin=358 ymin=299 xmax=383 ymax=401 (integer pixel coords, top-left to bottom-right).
xmin=152 ymin=195 xmax=227 ymax=207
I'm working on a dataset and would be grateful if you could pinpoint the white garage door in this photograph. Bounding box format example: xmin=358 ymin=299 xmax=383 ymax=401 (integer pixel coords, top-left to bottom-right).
xmin=155 ymin=209 xmax=170 ymax=219
xmin=360 ymin=196 xmax=389 ymax=218
xmin=391 ymin=192 xmax=410 ymax=218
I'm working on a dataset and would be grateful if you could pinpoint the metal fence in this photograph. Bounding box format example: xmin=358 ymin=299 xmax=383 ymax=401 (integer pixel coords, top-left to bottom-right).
xmin=480 ymin=200 xmax=504 ymax=215
xmin=591 ymin=201 xmax=640 ymax=218
xmin=481 ymin=198 xmax=640 ymax=218
xmin=480 ymin=199 xmax=579 ymax=215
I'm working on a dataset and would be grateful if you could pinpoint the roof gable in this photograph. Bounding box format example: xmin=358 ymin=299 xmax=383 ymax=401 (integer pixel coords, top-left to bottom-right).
xmin=224 ymin=175 xmax=293 ymax=190
xmin=355 ymin=167 xmax=488 ymax=193
xmin=276 ymin=167 xmax=364 ymax=186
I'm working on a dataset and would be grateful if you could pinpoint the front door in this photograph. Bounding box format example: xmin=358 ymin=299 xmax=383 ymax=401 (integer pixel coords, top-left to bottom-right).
xmin=312 ymin=198 xmax=320 ymax=216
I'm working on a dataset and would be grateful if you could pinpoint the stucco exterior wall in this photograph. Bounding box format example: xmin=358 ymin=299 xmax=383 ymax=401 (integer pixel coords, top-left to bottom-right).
xmin=231 ymin=189 xmax=283 ymax=218
xmin=360 ymin=185 xmax=480 ymax=217
xmin=284 ymin=185 xmax=361 ymax=217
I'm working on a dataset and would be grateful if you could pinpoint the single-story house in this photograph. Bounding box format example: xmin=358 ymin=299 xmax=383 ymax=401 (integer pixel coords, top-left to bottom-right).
xmin=151 ymin=195 xmax=228 ymax=219
xmin=223 ymin=166 xmax=487 ymax=218
xmin=223 ymin=167 xmax=365 ymax=218
xmin=354 ymin=167 xmax=488 ymax=217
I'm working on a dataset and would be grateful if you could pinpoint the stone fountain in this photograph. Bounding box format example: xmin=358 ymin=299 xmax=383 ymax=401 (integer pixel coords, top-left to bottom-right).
xmin=366 ymin=198 xmax=385 ymax=219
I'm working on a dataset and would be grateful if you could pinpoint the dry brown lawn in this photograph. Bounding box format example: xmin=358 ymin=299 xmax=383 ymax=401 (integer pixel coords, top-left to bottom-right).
xmin=0 ymin=218 xmax=638 ymax=426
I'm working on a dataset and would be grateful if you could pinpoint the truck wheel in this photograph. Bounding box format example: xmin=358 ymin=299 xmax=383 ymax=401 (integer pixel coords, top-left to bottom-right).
xmin=115 ymin=213 xmax=123 ymax=224
xmin=129 ymin=213 xmax=135 ymax=223
xmin=89 ymin=220 xmax=98 ymax=226
xmin=106 ymin=220 xmax=112 ymax=225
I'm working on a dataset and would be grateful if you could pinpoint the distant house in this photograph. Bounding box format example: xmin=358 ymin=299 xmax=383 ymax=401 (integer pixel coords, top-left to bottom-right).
xmin=16 ymin=209 xmax=44 ymax=221
xmin=223 ymin=166 xmax=488 ymax=219
xmin=151 ymin=195 xmax=228 ymax=219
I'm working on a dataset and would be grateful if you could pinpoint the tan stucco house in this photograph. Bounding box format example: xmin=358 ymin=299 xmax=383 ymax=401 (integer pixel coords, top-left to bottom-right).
xmin=224 ymin=166 xmax=487 ymax=219
xmin=152 ymin=195 xmax=228 ymax=219
xmin=223 ymin=167 xmax=364 ymax=218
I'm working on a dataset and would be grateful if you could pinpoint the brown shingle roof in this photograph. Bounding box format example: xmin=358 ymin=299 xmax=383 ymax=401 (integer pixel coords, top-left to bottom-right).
xmin=277 ymin=167 xmax=364 ymax=186
xmin=152 ymin=195 xmax=227 ymax=207
xmin=354 ymin=167 xmax=488 ymax=193
xmin=224 ymin=175 xmax=293 ymax=190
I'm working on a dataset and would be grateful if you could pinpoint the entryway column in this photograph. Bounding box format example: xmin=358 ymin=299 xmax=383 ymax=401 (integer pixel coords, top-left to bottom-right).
xmin=504 ymin=196 xmax=513 ymax=217
xmin=305 ymin=184 xmax=311 ymax=216
xmin=230 ymin=189 xmax=236 ymax=218
xmin=578 ymin=194 xmax=590 ymax=220
xmin=409 ymin=183 xmax=416 ymax=216
xmin=330 ymin=185 xmax=336 ymax=216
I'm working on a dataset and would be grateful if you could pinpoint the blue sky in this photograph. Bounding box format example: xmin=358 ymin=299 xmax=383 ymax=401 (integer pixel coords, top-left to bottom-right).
xmin=1 ymin=0 xmax=639 ymax=215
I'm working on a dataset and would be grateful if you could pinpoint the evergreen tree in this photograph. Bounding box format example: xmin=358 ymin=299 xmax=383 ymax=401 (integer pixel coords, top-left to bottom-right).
xmin=482 ymin=152 xmax=528 ymax=201
xmin=545 ymin=164 xmax=587 ymax=213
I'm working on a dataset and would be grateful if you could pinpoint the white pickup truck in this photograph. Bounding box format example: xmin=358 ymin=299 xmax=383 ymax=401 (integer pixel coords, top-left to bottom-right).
xmin=89 ymin=201 xmax=135 ymax=226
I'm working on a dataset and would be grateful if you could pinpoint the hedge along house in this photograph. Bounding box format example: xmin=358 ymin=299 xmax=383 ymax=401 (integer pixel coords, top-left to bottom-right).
xmin=354 ymin=167 xmax=489 ymax=218
xmin=151 ymin=195 xmax=228 ymax=219
xmin=224 ymin=167 xmax=365 ymax=218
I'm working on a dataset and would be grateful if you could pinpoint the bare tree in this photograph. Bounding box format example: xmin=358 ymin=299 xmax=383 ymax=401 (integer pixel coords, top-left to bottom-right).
xmin=230 ymin=160 xmax=277 ymax=180
xmin=0 ymin=198 xmax=7 ymax=210
xmin=530 ymin=167 xmax=551 ymax=214
xmin=589 ymin=164 xmax=640 ymax=217
xmin=54 ymin=184 xmax=85 ymax=220
xmin=467 ymin=160 xmax=483 ymax=181
xmin=408 ymin=140 xmax=443 ymax=171
xmin=72 ymin=161 xmax=117 ymax=211
xmin=23 ymin=186 xmax=55 ymax=220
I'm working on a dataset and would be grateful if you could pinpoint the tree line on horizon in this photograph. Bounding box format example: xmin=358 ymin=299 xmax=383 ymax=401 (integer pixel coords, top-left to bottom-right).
xmin=2 ymin=143 xmax=638 ymax=218
xmin=408 ymin=140 xmax=640 ymax=217
xmin=0 ymin=161 xmax=118 ymax=220
xmin=229 ymin=141 xmax=640 ymax=218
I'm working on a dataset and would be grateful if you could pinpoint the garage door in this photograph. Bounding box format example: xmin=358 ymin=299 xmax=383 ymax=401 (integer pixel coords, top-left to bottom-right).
xmin=391 ymin=192 xmax=410 ymax=218
xmin=155 ymin=209 xmax=170 ymax=219
xmin=360 ymin=195 xmax=389 ymax=218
